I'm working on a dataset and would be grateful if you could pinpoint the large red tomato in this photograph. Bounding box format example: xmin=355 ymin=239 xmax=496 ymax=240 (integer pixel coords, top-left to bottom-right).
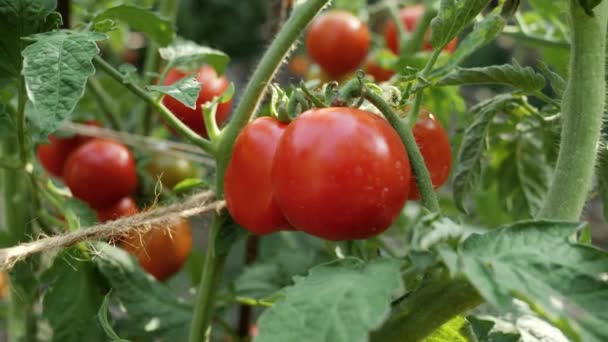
xmin=96 ymin=196 xmax=139 ymax=222
xmin=121 ymin=219 xmax=192 ymax=281
xmin=305 ymin=11 xmax=370 ymax=77
xmin=384 ymin=5 xmax=458 ymax=54
xmin=224 ymin=117 xmax=289 ymax=235
xmin=272 ymin=108 xmax=411 ymax=241
xmin=162 ymin=66 xmax=233 ymax=136
xmin=36 ymin=120 xmax=100 ymax=178
xmin=409 ymin=110 xmax=452 ymax=199
xmin=63 ymin=139 xmax=137 ymax=208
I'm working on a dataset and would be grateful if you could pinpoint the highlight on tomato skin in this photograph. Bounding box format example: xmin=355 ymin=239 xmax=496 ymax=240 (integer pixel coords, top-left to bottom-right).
xmin=271 ymin=107 xmax=411 ymax=241
xmin=162 ymin=66 xmax=233 ymax=137
xmin=305 ymin=10 xmax=371 ymax=77
xmin=224 ymin=117 xmax=290 ymax=235
xmin=408 ymin=109 xmax=452 ymax=200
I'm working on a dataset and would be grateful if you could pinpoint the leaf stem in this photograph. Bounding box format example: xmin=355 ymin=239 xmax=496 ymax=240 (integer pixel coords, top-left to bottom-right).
xmin=501 ymin=26 xmax=571 ymax=50
xmin=401 ymin=3 xmax=437 ymax=55
xmin=533 ymin=91 xmax=561 ymax=108
xmin=87 ymin=78 xmax=123 ymax=130
xmin=537 ymin=1 xmax=608 ymax=220
xmin=93 ymin=56 xmax=216 ymax=154
xmin=363 ymin=88 xmax=440 ymax=212
xmin=408 ymin=49 xmax=441 ymax=127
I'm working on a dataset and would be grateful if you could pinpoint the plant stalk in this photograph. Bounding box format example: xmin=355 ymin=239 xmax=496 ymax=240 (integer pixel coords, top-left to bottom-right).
xmin=87 ymin=78 xmax=123 ymax=130
xmin=537 ymin=0 xmax=608 ymax=219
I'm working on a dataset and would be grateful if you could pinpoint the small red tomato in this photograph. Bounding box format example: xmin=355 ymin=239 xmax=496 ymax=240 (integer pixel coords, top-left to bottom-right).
xmin=63 ymin=139 xmax=137 ymax=208
xmin=162 ymin=66 xmax=233 ymax=136
xmin=96 ymin=197 xmax=139 ymax=222
xmin=288 ymin=55 xmax=310 ymax=77
xmin=224 ymin=117 xmax=289 ymax=235
xmin=364 ymin=58 xmax=394 ymax=82
xmin=272 ymin=108 xmax=411 ymax=241
xmin=305 ymin=11 xmax=370 ymax=77
xmin=384 ymin=5 xmax=458 ymax=54
xmin=409 ymin=110 xmax=452 ymax=199
xmin=122 ymin=219 xmax=193 ymax=281
xmin=36 ymin=120 xmax=100 ymax=178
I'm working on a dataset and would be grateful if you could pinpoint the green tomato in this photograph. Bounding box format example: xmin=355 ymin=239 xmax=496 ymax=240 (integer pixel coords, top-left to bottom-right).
xmin=146 ymin=155 xmax=198 ymax=190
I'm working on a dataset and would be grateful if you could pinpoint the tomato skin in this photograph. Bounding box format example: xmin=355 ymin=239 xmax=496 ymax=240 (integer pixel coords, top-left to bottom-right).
xmin=409 ymin=111 xmax=452 ymax=199
xmin=288 ymin=55 xmax=310 ymax=77
xmin=305 ymin=11 xmax=370 ymax=76
xmin=224 ymin=117 xmax=289 ymax=235
xmin=364 ymin=58 xmax=394 ymax=82
xmin=162 ymin=66 xmax=233 ymax=136
xmin=63 ymin=139 xmax=137 ymax=208
xmin=146 ymin=155 xmax=197 ymax=189
xmin=384 ymin=5 xmax=458 ymax=54
xmin=36 ymin=120 xmax=100 ymax=178
xmin=272 ymin=108 xmax=411 ymax=241
xmin=122 ymin=219 xmax=192 ymax=281
xmin=96 ymin=197 xmax=139 ymax=222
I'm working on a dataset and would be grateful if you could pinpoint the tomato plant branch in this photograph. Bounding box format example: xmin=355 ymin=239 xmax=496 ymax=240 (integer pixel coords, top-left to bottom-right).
xmin=370 ymin=271 xmax=483 ymax=342
xmin=502 ymin=26 xmax=570 ymax=50
xmin=87 ymin=78 xmax=123 ymax=130
xmin=402 ymin=3 xmax=436 ymax=55
xmin=214 ymin=0 xmax=330 ymax=195
xmin=363 ymin=89 xmax=440 ymax=212
xmin=537 ymin=1 xmax=608 ymax=220
xmin=92 ymin=56 xmax=216 ymax=154
xmin=408 ymin=49 xmax=441 ymax=127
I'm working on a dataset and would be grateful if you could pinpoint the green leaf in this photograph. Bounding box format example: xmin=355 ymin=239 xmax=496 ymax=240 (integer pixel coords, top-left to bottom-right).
xmin=537 ymin=62 xmax=566 ymax=98
xmin=97 ymin=292 xmax=131 ymax=342
xmin=443 ymin=221 xmax=608 ymax=342
xmin=92 ymin=243 xmax=192 ymax=340
xmin=172 ymin=177 xmax=209 ymax=194
xmin=452 ymin=95 xmax=518 ymax=212
xmin=42 ymin=250 xmax=106 ymax=342
xmin=64 ymin=197 xmax=98 ymax=228
xmin=332 ymin=0 xmax=366 ymax=14
xmin=528 ymin=0 xmax=569 ymax=18
xmin=148 ymin=77 xmax=200 ymax=109
xmin=0 ymin=103 xmax=15 ymax=138
xmin=21 ymin=31 xmax=106 ymax=138
xmin=159 ymin=39 xmax=230 ymax=74
xmin=599 ymin=149 xmax=608 ymax=223
xmin=437 ymin=64 xmax=546 ymax=92
xmin=467 ymin=315 xmax=521 ymax=342
xmin=577 ymin=0 xmax=603 ymax=16
xmin=430 ymin=0 xmax=493 ymax=50
xmin=423 ymin=316 xmax=474 ymax=342
xmin=0 ymin=0 xmax=58 ymax=80
xmin=93 ymin=5 xmax=174 ymax=46
xmin=256 ymin=258 xmax=402 ymax=342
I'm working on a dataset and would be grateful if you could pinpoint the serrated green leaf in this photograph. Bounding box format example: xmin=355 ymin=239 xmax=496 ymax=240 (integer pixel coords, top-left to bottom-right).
xmin=444 ymin=221 xmax=608 ymax=342
xmin=430 ymin=0 xmax=493 ymax=50
xmin=94 ymin=5 xmax=174 ymax=46
xmin=92 ymin=243 xmax=192 ymax=340
xmin=423 ymin=315 xmax=474 ymax=342
xmin=148 ymin=77 xmax=200 ymax=109
xmin=256 ymin=258 xmax=402 ymax=342
xmin=159 ymin=39 xmax=229 ymax=74
xmin=537 ymin=62 xmax=566 ymax=98
xmin=97 ymin=292 xmax=131 ymax=342
xmin=0 ymin=0 xmax=57 ymax=80
xmin=437 ymin=64 xmax=546 ymax=92
xmin=577 ymin=0 xmax=603 ymax=16
xmin=453 ymin=95 xmax=517 ymax=212
xmin=42 ymin=250 xmax=106 ymax=342
xmin=21 ymin=31 xmax=106 ymax=138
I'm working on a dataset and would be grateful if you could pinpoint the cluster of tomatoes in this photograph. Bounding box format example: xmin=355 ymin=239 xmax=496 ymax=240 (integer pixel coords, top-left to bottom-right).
xmin=292 ymin=5 xmax=457 ymax=82
xmin=224 ymin=106 xmax=451 ymax=241
xmin=37 ymin=125 xmax=192 ymax=281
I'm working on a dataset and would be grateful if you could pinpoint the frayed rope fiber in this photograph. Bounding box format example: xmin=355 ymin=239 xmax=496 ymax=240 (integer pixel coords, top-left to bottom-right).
xmin=0 ymin=190 xmax=225 ymax=270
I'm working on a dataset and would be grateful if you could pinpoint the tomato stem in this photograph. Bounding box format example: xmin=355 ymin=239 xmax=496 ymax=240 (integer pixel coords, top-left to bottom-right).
xmin=402 ymin=2 xmax=437 ymax=55
xmin=214 ymin=0 xmax=331 ymax=196
xmin=202 ymin=102 xmax=221 ymax=141
xmin=87 ymin=78 xmax=123 ymax=131
xmin=92 ymin=56 xmax=216 ymax=155
xmin=363 ymin=88 xmax=440 ymax=212
xmin=537 ymin=1 xmax=608 ymax=220
xmin=407 ymin=49 xmax=441 ymax=128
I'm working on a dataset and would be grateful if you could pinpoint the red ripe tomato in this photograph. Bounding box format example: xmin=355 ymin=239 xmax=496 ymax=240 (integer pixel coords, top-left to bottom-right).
xmin=384 ymin=5 xmax=458 ymax=54
xmin=272 ymin=108 xmax=411 ymax=241
xmin=364 ymin=58 xmax=394 ymax=82
xmin=162 ymin=66 xmax=233 ymax=136
xmin=36 ymin=120 xmax=100 ymax=178
xmin=63 ymin=139 xmax=137 ymax=208
xmin=409 ymin=110 xmax=452 ymax=199
xmin=121 ymin=219 xmax=192 ymax=281
xmin=224 ymin=117 xmax=289 ymax=235
xmin=96 ymin=197 xmax=139 ymax=222
xmin=305 ymin=11 xmax=370 ymax=77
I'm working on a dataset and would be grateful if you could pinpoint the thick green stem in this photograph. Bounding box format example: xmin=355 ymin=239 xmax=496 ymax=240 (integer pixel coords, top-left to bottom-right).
xmin=188 ymin=215 xmax=227 ymax=342
xmin=370 ymin=272 xmax=482 ymax=342
xmin=215 ymin=0 xmax=330 ymax=195
xmin=87 ymin=78 xmax=123 ymax=130
xmin=93 ymin=56 xmax=215 ymax=154
xmin=364 ymin=90 xmax=440 ymax=212
xmin=139 ymin=0 xmax=180 ymax=135
xmin=537 ymin=1 xmax=608 ymax=219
